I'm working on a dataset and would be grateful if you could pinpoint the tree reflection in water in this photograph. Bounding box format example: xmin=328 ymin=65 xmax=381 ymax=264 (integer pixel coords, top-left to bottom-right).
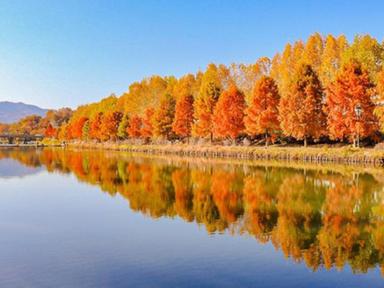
xmin=2 ymin=147 xmax=384 ymax=275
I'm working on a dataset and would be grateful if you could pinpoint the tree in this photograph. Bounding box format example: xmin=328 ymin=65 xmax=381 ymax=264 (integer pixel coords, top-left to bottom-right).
xmin=100 ymin=111 xmax=123 ymax=141
xmin=127 ymin=115 xmax=142 ymax=138
xmin=71 ymin=117 xmax=88 ymax=139
xmin=325 ymin=61 xmax=378 ymax=146
xmin=279 ymin=64 xmax=325 ymax=146
xmin=82 ymin=120 xmax=90 ymax=141
xmin=341 ymin=34 xmax=384 ymax=81
xmin=272 ymin=41 xmax=304 ymax=99
xmin=172 ymin=94 xmax=194 ymax=139
xmin=212 ymin=84 xmax=246 ymax=140
xmin=141 ymin=107 xmax=155 ymax=139
xmin=244 ymin=76 xmax=280 ymax=146
xmin=0 ymin=123 xmax=9 ymax=134
xmin=10 ymin=115 xmax=42 ymax=135
xmin=302 ymin=33 xmax=324 ymax=72
xmin=117 ymin=115 xmax=129 ymax=140
xmin=90 ymin=112 xmax=103 ymax=141
xmin=153 ymin=94 xmax=176 ymax=139
xmin=319 ymin=34 xmax=347 ymax=85
xmin=119 ymin=76 xmax=168 ymax=115
xmin=44 ymin=123 xmax=57 ymax=138
xmin=192 ymin=64 xmax=222 ymax=140
xmin=230 ymin=57 xmax=271 ymax=104
xmin=375 ymin=69 xmax=384 ymax=132
xmin=57 ymin=122 xmax=70 ymax=141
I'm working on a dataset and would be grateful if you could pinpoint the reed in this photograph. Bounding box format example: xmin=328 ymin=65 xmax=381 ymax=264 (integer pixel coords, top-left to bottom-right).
xmin=64 ymin=141 xmax=384 ymax=166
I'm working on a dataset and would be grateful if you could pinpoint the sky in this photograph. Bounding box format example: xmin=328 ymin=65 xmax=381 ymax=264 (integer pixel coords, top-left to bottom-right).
xmin=0 ymin=0 xmax=384 ymax=109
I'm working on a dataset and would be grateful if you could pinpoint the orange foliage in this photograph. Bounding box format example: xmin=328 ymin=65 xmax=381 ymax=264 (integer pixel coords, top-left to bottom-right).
xmin=279 ymin=64 xmax=325 ymax=145
xmin=141 ymin=107 xmax=155 ymax=139
xmin=172 ymin=94 xmax=194 ymax=138
xmin=325 ymin=62 xmax=378 ymax=143
xmin=44 ymin=124 xmax=57 ymax=138
xmin=127 ymin=115 xmax=142 ymax=138
xmin=213 ymin=84 xmax=245 ymax=139
xmin=90 ymin=112 xmax=103 ymax=140
xmin=244 ymin=76 xmax=280 ymax=143
xmin=100 ymin=111 xmax=123 ymax=141
xmin=71 ymin=117 xmax=88 ymax=139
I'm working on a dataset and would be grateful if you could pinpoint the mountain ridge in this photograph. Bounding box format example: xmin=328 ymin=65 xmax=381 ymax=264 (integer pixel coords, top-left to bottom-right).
xmin=0 ymin=101 xmax=48 ymax=124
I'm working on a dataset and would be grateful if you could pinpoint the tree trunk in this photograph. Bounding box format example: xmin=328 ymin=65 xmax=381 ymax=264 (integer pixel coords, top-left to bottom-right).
xmin=304 ymin=137 xmax=307 ymax=147
xmin=265 ymin=133 xmax=269 ymax=147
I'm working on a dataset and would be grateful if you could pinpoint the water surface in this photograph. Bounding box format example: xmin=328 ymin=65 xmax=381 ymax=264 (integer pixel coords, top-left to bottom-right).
xmin=1 ymin=148 xmax=384 ymax=287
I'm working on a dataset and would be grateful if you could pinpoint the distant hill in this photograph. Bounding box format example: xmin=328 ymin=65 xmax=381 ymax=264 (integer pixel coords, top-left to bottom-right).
xmin=0 ymin=101 xmax=48 ymax=123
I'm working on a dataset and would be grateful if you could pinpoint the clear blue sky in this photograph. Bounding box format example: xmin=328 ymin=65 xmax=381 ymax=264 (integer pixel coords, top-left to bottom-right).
xmin=0 ymin=0 xmax=384 ymax=109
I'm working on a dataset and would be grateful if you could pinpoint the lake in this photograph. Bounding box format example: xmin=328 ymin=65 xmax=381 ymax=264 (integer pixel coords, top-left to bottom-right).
xmin=0 ymin=148 xmax=383 ymax=287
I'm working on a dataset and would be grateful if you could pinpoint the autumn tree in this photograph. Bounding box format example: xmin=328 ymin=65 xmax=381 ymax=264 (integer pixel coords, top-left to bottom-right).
xmin=279 ymin=64 xmax=325 ymax=146
xmin=57 ymin=122 xmax=70 ymax=141
xmin=172 ymin=94 xmax=194 ymax=140
xmin=230 ymin=57 xmax=271 ymax=104
xmin=10 ymin=115 xmax=42 ymax=135
xmin=141 ymin=107 xmax=155 ymax=140
xmin=325 ymin=62 xmax=378 ymax=146
xmin=82 ymin=120 xmax=90 ymax=141
xmin=127 ymin=115 xmax=142 ymax=138
xmin=302 ymin=33 xmax=324 ymax=72
xmin=118 ymin=76 xmax=168 ymax=115
xmin=0 ymin=123 xmax=9 ymax=134
xmin=71 ymin=116 xmax=88 ymax=139
xmin=342 ymin=35 xmax=384 ymax=81
xmin=44 ymin=124 xmax=57 ymax=138
xmin=192 ymin=64 xmax=222 ymax=140
xmin=153 ymin=94 xmax=176 ymax=139
xmin=375 ymin=69 xmax=384 ymax=132
xmin=319 ymin=35 xmax=347 ymax=85
xmin=244 ymin=76 xmax=280 ymax=146
xmin=90 ymin=112 xmax=103 ymax=140
xmin=100 ymin=111 xmax=123 ymax=141
xmin=212 ymin=84 xmax=246 ymax=140
xmin=117 ymin=114 xmax=129 ymax=140
xmin=271 ymin=41 xmax=304 ymax=98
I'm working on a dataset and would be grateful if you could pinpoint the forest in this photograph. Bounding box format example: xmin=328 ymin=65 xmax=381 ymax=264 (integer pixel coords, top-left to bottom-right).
xmin=2 ymin=33 xmax=384 ymax=147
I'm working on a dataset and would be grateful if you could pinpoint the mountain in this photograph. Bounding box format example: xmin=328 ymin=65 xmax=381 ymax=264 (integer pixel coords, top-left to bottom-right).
xmin=0 ymin=101 xmax=48 ymax=123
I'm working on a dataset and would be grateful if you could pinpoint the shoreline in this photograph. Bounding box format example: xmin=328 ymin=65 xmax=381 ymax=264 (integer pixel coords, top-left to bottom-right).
xmin=2 ymin=141 xmax=384 ymax=166
xmin=62 ymin=142 xmax=384 ymax=167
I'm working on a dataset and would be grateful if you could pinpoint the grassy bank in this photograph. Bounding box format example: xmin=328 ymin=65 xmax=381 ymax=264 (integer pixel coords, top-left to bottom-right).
xmin=65 ymin=141 xmax=384 ymax=166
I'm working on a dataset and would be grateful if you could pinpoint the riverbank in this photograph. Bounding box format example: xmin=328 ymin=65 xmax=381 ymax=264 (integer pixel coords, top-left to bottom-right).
xmin=64 ymin=141 xmax=384 ymax=166
xmin=0 ymin=143 xmax=45 ymax=147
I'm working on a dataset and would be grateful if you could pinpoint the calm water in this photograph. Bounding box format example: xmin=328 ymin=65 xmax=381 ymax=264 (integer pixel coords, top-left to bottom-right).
xmin=1 ymin=148 xmax=384 ymax=287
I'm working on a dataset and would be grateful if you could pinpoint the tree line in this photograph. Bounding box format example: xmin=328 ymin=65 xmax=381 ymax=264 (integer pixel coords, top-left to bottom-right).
xmin=3 ymin=33 xmax=384 ymax=147
xmin=0 ymin=108 xmax=72 ymax=137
